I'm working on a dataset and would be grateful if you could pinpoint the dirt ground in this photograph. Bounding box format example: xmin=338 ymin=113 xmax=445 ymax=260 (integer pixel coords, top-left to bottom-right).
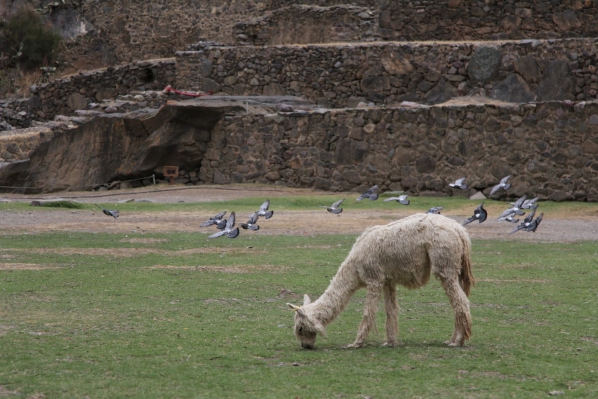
xmin=1 ymin=184 xmax=597 ymax=242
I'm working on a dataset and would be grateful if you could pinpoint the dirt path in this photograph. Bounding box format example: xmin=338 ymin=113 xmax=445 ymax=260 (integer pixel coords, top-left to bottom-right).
xmin=1 ymin=185 xmax=597 ymax=242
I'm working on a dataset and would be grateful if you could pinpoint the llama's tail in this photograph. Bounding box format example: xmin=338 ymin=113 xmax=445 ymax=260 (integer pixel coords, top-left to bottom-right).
xmin=458 ymin=229 xmax=475 ymax=297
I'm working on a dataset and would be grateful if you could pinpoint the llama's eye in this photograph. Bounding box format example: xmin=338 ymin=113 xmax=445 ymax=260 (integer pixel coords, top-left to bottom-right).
xmin=298 ymin=327 xmax=303 ymax=333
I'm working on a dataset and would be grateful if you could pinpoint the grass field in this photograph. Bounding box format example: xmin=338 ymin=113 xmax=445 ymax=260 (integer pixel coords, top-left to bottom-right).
xmin=0 ymin=197 xmax=597 ymax=398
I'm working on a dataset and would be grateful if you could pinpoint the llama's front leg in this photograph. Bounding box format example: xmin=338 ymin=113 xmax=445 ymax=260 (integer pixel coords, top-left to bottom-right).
xmin=439 ymin=276 xmax=472 ymax=347
xmin=345 ymin=284 xmax=381 ymax=348
xmin=382 ymin=283 xmax=399 ymax=347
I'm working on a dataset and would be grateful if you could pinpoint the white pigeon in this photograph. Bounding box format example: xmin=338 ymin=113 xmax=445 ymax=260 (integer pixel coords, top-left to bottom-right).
xmin=383 ymin=195 xmax=410 ymax=205
xmin=449 ymin=177 xmax=468 ymax=190
xmin=490 ymin=175 xmax=512 ymax=195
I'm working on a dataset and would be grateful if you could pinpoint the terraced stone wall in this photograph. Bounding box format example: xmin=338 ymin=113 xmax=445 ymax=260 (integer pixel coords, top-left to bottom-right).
xmin=176 ymin=39 xmax=598 ymax=108
xmin=233 ymin=5 xmax=378 ymax=46
xmin=380 ymin=0 xmax=598 ymax=41
xmin=27 ymin=59 xmax=175 ymax=122
xmin=200 ymin=101 xmax=598 ymax=202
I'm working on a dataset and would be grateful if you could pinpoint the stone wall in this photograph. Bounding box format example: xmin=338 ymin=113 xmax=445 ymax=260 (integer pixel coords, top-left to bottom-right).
xmin=28 ymin=59 xmax=175 ymax=122
xmin=176 ymin=38 xmax=598 ymax=108
xmin=0 ymin=127 xmax=54 ymax=163
xmin=233 ymin=5 xmax=378 ymax=46
xmin=198 ymin=100 xmax=598 ymax=202
xmin=380 ymin=0 xmax=598 ymax=41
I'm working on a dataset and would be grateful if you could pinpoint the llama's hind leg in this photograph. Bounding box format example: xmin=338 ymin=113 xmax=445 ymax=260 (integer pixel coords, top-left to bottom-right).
xmin=439 ymin=276 xmax=472 ymax=347
xmin=382 ymin=283 xmax=399 ymax=347
xmin=346 ymin=284 xmax=381 ymax=348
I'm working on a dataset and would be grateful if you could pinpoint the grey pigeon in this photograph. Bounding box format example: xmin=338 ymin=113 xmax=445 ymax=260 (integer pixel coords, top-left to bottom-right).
xmin=490 ymin=175 xmax=512 ymax=196
xmin=384 ymin=195 xmax=410 ymax=205
xmin=449 ymin=177 xmax=468 ymax=190
xmin=241 ymin=212 xmax=260 ymax=231
xmin=356 ymin=185 xmax=379 ymax=201
xmin=520 ymin=197 xmax=539 ymax=209
xmin=96 ymin=204 xmax=119 ymax=219
xmin=426 ymin=206 xmax=443 ymax=214
xmin=526 ymin=212 xmax=544 ymax=232
xmin=200 ymin=211 xmax=227 ymax=227
xmin=497 ymin=213 xmax=519 ymax=223
xmin=462 ymin=203 xmax=487 ymax=226
xmin=208 ymin=212 xmax=240 ymax=239
xmin=321 ymin=198 xmax=345 ymax=214
xmin=256 ymin=200 xmax=274 ymax=219
xmin=499 ymin=195 xmax=527 ymax=219
xmin=510 ymin=208 xmax=542 ymax=234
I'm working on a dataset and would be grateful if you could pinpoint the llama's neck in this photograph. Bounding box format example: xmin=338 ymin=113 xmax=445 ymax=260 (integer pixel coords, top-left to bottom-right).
xmin=310 ymin=260 xmax=362 ymax=326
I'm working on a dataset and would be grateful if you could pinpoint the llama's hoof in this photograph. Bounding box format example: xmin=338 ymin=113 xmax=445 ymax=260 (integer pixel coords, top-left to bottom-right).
xmin=344 ymin=343 xmax=363 ymax=349
xmin=445 ymin=341 xmax=464 ymax=347
xmin=381 ymin=341 xmax=397 ymax=347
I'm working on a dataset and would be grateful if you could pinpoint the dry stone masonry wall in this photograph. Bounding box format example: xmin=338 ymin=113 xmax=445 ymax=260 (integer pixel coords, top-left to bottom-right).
xmin=28 ymin=59 xmax=175 ymax=122
xmin=380 ymin=0 xmax=598 ymax=41
xmin=176 ymin=38 xmax=598 ymax=108
xmin=233 ymin=5 xmax=379 ymax=46
xmin=199 ymin=101 xmax=598 ymax=202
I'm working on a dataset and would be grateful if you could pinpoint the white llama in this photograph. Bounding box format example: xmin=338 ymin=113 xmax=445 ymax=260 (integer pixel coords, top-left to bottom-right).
xmin=288 ymin=213 xmax=475 ymax=349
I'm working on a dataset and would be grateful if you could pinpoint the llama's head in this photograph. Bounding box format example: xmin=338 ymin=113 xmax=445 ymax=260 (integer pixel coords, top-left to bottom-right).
xmin=287 ymin=294 xmax=326 ymax=349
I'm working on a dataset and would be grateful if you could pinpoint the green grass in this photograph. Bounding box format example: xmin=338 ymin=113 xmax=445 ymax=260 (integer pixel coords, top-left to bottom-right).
xmin=1 ymin=229 xmax=597 ymax=398
xmin=3 ymin=193 xmax=598 ymax=217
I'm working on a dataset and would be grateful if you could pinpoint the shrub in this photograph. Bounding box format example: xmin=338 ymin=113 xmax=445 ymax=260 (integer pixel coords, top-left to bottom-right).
xmin=3 ymin=8 xmax=61 ymax=69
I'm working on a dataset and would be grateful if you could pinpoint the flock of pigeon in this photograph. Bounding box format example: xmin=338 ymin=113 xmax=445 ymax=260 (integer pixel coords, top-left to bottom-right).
xmin=319 ymin=176 xmax=543 ymax=235
xmin=94 ymin=175 xmax=543 ymax=238
xmin=199 ymin=200 xmax=274 ymax=239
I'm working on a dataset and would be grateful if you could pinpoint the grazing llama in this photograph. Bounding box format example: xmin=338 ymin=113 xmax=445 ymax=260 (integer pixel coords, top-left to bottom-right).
xmin=288 ymin=213 xmax=474 ymax=349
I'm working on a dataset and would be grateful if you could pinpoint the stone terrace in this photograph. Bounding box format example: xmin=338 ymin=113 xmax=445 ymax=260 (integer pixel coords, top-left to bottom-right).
xmin=176 ymin=38 xmax=598 ymax=108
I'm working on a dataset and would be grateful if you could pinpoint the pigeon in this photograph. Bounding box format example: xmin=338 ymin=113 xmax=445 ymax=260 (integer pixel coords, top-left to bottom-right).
xmin=462 ymin=203 xmax=487 ymax=226
xmin=490 ymin=175 xmax=512 ymax=196
xmin=526 ymin=212 xmax=544 ymax=232
xmin=520 ymin=197 xmax=539 ymax=209
xmin=497 ymin=213 xmax=519 ymax=223
xmin=241 ymin=212 xmax=260 ymax=231
xmin=426 ymin=206 xmax=443 ymax=214
xmin=356 ymin=185 xmax=379 ymax=201
xmin=208 ymin=212 xmax=240 ymax=239
xmin=256 ymin=200 xmax=274 ymax=219
xmin=321 ymin=199 xmax=345 ymax=214
xmin=509 ymin=208 xmax=541 ymax=234
xmin=383 ymin=195 xmax=410 ymax=205
xmin=499 ymin=195 xmax=527 ymax=219
xmin=200 ymin=211 xmax=227 ymax=227
xmin=95 ymin=204 xmax=119 ymax=219
xmin=449 ymin=177 xmax=468 ymax=190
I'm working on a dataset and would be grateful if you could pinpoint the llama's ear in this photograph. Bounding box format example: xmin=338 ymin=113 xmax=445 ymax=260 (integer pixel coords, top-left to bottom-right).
xmin=303 ymin=294 xmax=312 ymax=306
xmin=314 ymin=321 xmax=327 ymax=338
xmin=287 ymin=303 xmax=300 ymax=311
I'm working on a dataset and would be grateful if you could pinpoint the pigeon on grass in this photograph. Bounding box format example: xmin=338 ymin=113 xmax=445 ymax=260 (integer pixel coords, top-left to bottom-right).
xmin=321 ymin=199 xmax=345 ymax=214
xmin=95 ymin=204 xmax=119 ymax=219
xmin=449 ymin=177 xmax=468 ymax=190
xmin=241 ymin=212 xmax=260 ymax=231
xmin=383 ymin=195 xmax=410 ymax=205
xmin=356 ymin=185 xmax=379 ymax=201
xmin=490 ymin=175 xmax=512 ymax=196
xmin=208 ymin=212 xmax=240 ymax=239
xmin=256 ymin=200 xmax=274 ymax=219
xmin=200 ymin=211 xmax=227 ymax=227
xmin=462 ymin=203 xmax=487 ymax=226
